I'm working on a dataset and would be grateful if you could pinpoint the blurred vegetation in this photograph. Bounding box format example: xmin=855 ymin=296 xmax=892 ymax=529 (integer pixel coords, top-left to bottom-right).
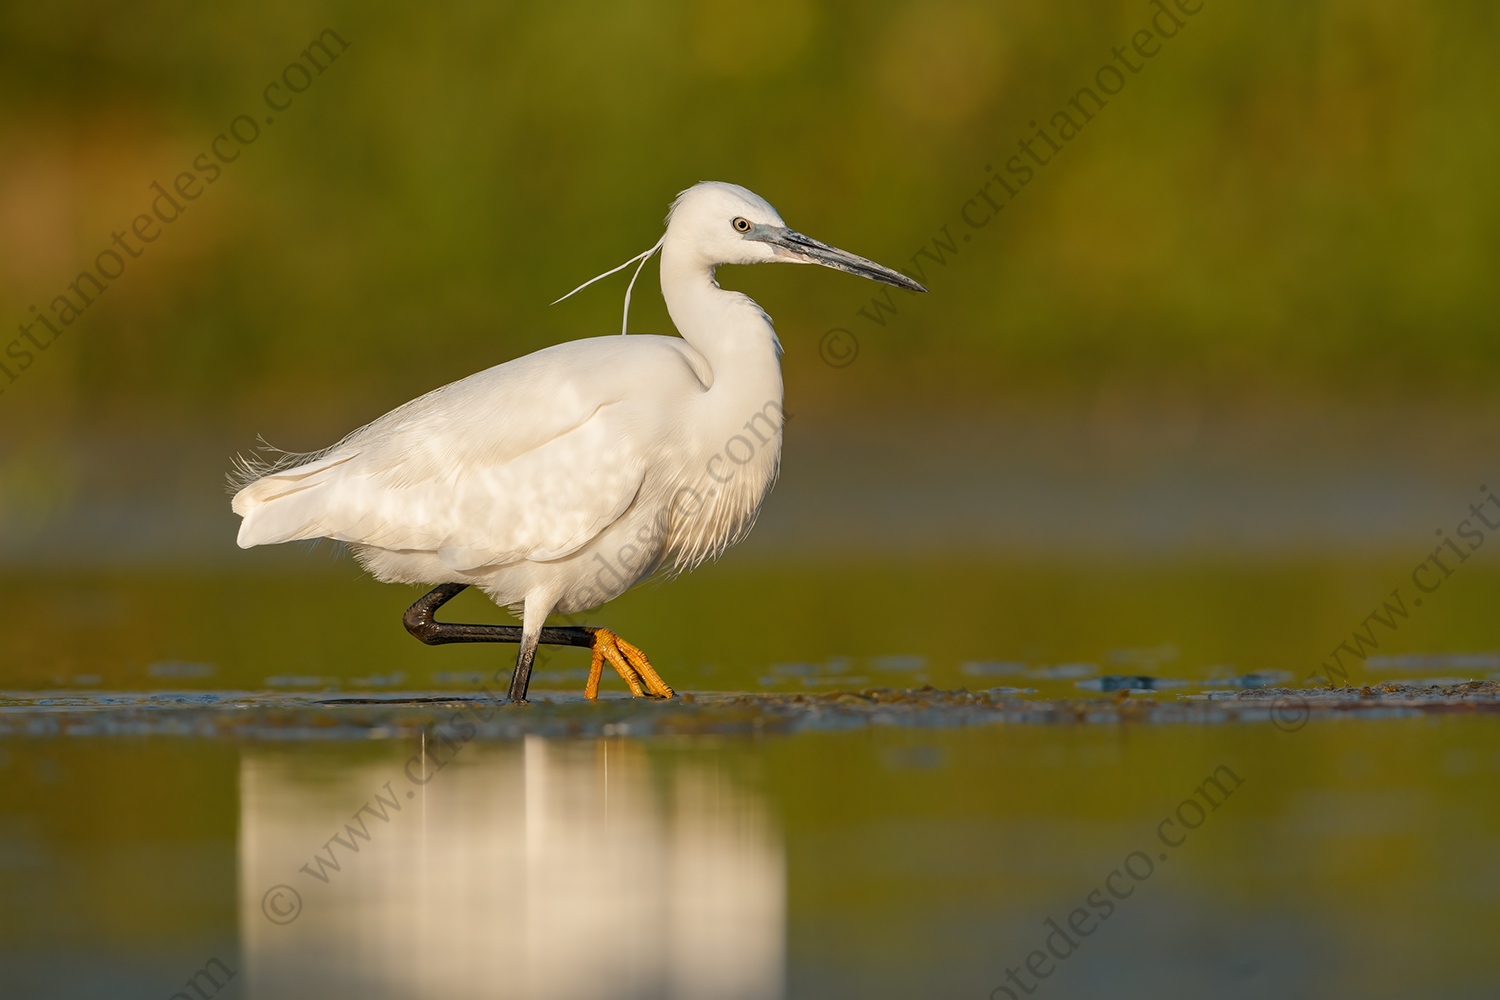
xmin=2 ymin=0 xmax=1498 ymax=447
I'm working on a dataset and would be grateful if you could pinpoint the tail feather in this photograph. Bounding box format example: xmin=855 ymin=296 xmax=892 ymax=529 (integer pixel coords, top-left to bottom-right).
xmin=232 ymin=452 xmax=359 ymax=548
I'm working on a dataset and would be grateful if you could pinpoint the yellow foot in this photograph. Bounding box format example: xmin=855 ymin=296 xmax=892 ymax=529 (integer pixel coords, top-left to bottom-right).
xmin=584 ymin=628 xmax=674 ymax=700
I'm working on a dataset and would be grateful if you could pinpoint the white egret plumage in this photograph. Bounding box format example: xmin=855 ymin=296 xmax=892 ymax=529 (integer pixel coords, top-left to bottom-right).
xmin=231 ymin=181 xmax=925 ymax=702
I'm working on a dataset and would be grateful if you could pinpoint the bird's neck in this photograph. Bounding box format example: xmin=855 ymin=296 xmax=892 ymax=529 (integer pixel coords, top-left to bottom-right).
xmin=659 ymin=247 xmax=782 ymax=396
xmin=656 ymin=246 xmax=785 ymax=571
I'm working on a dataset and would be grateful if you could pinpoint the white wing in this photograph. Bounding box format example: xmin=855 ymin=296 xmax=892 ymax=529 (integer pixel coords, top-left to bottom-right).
xmin=233 ymin=336 xmax=708 ymax=571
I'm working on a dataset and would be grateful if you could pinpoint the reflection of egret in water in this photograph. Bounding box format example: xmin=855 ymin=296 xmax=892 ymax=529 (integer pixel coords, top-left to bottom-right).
xmin=239 ymin=738 xmax=784 ymax=999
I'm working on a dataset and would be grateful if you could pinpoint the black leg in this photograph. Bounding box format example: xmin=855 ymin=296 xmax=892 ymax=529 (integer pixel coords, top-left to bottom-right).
xmin=509 ymin=628 xmax=540 ymax=704
xmin=402 ymin=584 xmax=595 ymax=703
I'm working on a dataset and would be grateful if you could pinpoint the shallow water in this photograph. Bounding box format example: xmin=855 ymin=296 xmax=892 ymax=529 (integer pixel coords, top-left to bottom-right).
xmin=5 ymin=695 xmax=1500 ymax=999
xmin=7 ymin=553 xmax=1500 ymax=696
xmin=4 ymin=557 xmax=1500 ymax=999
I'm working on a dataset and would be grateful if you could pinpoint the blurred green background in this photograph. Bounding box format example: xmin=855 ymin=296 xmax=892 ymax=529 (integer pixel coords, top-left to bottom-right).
xmin=2 ymin=0 xmax=1500 ymax=692
xmin=3 ymin=0 xmax=1497 ymax=429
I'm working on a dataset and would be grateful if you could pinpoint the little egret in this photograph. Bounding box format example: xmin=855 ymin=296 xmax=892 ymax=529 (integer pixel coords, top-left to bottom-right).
xmin=231 ymin=181 xmax=925 ymax=702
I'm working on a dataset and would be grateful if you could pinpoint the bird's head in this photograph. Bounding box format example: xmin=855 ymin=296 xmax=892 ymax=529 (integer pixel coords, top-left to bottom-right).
xmin=665 ymin=181 xmax=927 ymax=293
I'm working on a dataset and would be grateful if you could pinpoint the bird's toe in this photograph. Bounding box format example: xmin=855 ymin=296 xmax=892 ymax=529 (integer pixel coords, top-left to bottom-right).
xmin=583 ymin=628 xmax=672 ymax=700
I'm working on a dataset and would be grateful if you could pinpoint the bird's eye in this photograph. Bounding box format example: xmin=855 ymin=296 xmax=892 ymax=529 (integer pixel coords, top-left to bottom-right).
xmin=732 ymin=217 xmax=752 ymax=233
